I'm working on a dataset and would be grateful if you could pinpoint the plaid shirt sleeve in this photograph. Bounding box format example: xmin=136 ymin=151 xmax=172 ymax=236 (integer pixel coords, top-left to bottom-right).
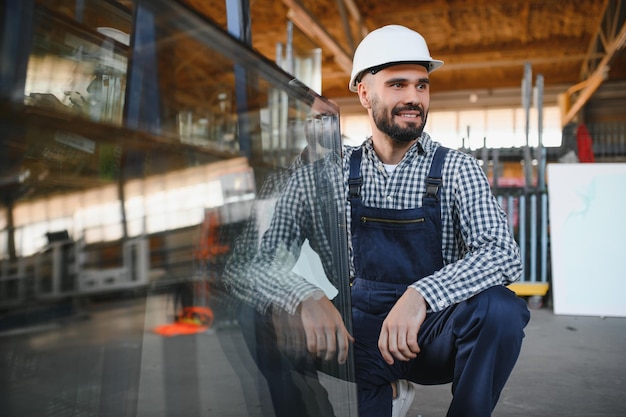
xmin=223 ymin=157 xmax=342 ymax=315
xmin=410 ymin=144 xmax=523 ymax=312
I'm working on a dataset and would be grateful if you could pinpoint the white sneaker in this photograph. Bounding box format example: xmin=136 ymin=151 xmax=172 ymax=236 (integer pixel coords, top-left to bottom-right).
xmin=392 ymin=379 xmax=415 ymax=417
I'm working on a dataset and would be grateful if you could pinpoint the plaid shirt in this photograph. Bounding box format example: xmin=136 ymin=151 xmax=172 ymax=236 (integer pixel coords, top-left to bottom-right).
xmin=225 ymin=133 xmax=522 ymax=314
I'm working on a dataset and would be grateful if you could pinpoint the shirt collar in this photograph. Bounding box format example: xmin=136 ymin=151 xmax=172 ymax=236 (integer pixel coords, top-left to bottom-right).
xmin=363 ymin=133 xmax=432 ymax=161
xmin=418 ymin=132 xmax=435 ymax=155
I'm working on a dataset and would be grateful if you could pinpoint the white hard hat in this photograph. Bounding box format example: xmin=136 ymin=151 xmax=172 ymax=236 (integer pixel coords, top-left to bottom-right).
xmin=349 ymin=25 xmax=443 ymax=92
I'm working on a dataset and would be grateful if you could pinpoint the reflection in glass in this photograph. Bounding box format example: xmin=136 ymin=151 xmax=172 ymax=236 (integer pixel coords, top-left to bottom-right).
xmin=0 ymin=1 xmax=356 ymax=416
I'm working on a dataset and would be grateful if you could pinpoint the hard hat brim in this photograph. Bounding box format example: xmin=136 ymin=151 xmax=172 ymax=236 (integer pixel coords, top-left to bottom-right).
xmin=348 ymin=59 xmax=444 ymax=92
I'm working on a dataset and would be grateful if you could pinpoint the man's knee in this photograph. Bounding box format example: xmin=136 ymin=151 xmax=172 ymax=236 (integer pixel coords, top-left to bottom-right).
xmin=464 ymin=285 xmax=530 ymax=335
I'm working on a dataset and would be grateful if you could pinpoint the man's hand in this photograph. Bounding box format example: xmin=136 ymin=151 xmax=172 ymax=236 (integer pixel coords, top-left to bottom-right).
xmin=300 ymin=294 xmax=354 ymax=364
xmin=272 ymin=305 xmax=308 ymax=360
xmin=378 ymin=288 xmax=428 ymax=365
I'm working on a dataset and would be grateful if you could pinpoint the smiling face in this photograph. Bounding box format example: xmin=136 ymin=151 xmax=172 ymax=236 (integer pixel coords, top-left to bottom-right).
xmin=358 ymin=64 xmax=431 ymax=144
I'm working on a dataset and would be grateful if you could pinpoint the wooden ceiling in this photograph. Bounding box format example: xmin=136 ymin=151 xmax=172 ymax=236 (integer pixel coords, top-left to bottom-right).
xmin=179 ymin=0 xmax=626 ymax=117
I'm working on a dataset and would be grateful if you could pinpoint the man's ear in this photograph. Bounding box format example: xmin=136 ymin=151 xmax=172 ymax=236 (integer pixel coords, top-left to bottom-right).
xmin=357 ymin=83 xmax=371 ymax=109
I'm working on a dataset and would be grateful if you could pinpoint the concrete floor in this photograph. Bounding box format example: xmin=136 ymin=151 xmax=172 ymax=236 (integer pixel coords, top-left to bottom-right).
xmin=413 ymin=307 xmax=626 ymax=417
xmin=1 ymin=292 xmax=625 ymax=417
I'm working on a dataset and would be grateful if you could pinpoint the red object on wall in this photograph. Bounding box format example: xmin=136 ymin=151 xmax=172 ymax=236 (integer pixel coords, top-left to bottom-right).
xmin=577 ymin=124 xmax=595 ymax=163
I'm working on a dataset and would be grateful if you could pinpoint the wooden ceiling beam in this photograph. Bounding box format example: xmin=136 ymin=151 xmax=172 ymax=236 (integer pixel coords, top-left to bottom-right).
xmin=440 ymin=53 xmax=601 ymax=71
xmin=335 ymin=0 xmax=354 ymax=51
xmin=282 ymin=0 xmax=352 ymax=74
xmin=340 ymin=0 xmax=368 ymax=40
xmin=560 ymin=0 xmax=626 ymax=126
xmin=562 ymin=22 xmax=626 ymax=126
xmin=580 ymin=0 xmax=612 ymax=79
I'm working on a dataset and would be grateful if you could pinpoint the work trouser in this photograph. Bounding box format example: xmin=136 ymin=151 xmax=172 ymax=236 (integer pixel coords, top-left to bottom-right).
xmin=352 ymin=283 xmax=530 ymax=417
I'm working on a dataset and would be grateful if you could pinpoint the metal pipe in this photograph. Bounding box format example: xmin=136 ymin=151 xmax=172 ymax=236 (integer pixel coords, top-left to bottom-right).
xmin=285 ymin=20 xmax=294 ymax=74
xmin=535 ymin=75 xmax=546 ymax=191
xmin=335 ymin=0 xmax=354 ymax=51
xmin=125 ymin=2 xmax=161 ymax=134
xmin=226 ymin=0 xmax=253 ymax=159
xmin=530 ymin=193 xmax=537 ymax=282
xmin=492 ymin=147 xmax=500 ymax=192
xmin=518 ymin=194 xmax=526 ymax=281
xmin=481 ymin=138 xmax=488 ymax=176
xmin=272 ymin=43 xmax=283 ymax=157
xmin=540 ymin=192 xmax=548 ymax=283
xmin=522 ymin=63 xmax=533 ymax=189
xmin=226 ymin=0 xmax=252 ymax=45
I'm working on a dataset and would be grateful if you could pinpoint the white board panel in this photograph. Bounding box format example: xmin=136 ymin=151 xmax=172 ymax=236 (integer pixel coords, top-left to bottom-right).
xmin=547 ymin=163 xmax=626 ymax=317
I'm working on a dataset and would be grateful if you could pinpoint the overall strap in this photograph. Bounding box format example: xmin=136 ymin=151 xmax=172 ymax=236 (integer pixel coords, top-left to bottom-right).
xmin=348 ymin=147 xmax=363 ymax=200
xmin=424 ymin=146 xmax=449 ymax=201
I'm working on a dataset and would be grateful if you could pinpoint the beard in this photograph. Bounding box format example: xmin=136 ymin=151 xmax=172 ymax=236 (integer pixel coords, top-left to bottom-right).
xmin=371 ymin=98 xmax=428 ymax=143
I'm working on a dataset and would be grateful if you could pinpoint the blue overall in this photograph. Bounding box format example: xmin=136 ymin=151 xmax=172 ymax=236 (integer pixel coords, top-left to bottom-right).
xmin=348 ymin=146 xmax=530 ymax=417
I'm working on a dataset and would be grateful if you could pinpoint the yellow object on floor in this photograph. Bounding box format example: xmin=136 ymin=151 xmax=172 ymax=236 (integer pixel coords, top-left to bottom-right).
xmin=508 ymin=282 xmax=550 ymax=297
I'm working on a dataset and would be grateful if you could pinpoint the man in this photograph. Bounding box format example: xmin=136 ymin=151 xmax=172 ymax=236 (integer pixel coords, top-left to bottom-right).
xmin=226 ymin=25 xmax=530 ymax=417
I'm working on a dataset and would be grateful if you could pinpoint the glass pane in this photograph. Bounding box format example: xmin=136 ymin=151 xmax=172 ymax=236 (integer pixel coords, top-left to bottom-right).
xmin=0 ymin=1 xmax=356 ymax=416
xmin=25 ymin=0 xmax=132 ymax=125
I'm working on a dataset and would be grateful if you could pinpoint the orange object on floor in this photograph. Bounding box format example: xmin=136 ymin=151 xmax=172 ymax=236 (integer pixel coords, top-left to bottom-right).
xmin=153 ymin=306 xmax=214 ymax=337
